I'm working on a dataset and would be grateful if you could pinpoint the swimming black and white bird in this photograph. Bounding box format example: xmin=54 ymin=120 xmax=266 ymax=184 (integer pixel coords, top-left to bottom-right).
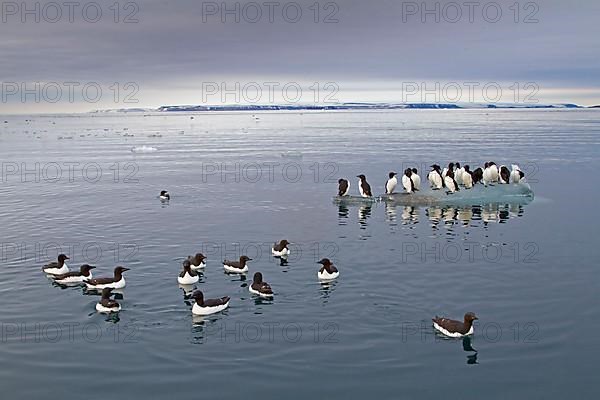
xmin=191 ymin=290 xmax=230 ymax=315
xmin=462 ymin=165 xmax=473 ymax=189
xmin=188 ymin=253 xmax=206 ymax=270
xmin=249 ymin=272 xmax=274 ymax=298
xmin=42 ymin=254 xmax=70 ymax=275
xmin=499 ymin=165 xmax=510 ymax=184
xmin=272 ymin=240 xmax=290 ymax=257
xmin=432 ymin=312 xmax=478 ymax=337
xmin=85 ymin=266 xmax=129 ymax=289
xmin=357 ymin=174 xmax=372 ymax=197
xmin=338 ymin=178 xmax=350 ymax=196
xmin=385 ymin=172 xmax=398 ymax=194
xmin=53 ymin=264 xmax=95 ymax=284
xmin=444 ymin=170 xmax=460 ymax=194
xmin=402 ymin=168 xmax=415 ymax=193
xmin=428 ymin=165 xmax=444 ymax=190
xmin=472 ymin=167 xmax=484 ymax=184
xmin=178 ymin=260 xmax=199 ymax=285
xmin=95 ymin=288 xmax=121 ymax=313
xmin=411 ymin=168 xmax=421 ymax=191
xmin=510 ymin=164 xmax=525 ymax=183
xmin=317 ymin=258 xmax=339 ymax=280
xmin=223 ymin=255 xmax=251 ymax=273
xmin=159 ymin=190 xmax=170 ymax=201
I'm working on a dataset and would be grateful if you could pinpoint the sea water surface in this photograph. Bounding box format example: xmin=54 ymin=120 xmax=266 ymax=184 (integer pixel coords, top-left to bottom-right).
xmin=0 ymin=109 xmax=598 ymax=399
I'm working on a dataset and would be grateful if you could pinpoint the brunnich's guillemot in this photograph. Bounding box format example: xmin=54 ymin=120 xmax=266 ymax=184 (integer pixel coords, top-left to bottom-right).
xmin=338 ymin=178 xmax=350 ymax=196
xmin=484 ymin=161 xmax=499 ymax=185
xmin=317 ymin=258 xmax=339 ymax=281
xmin=411 ymin=168 xmax=421 ymax=191
xmin=223 ymin=255 xmax=251 ymax=273
xmin=385 ymin=172 xmax=398 ymax=194
xmin=472 ymin=167 xmax=484 ymax=184
xmin=444 ymin=170 xmax=460 ymax=194
xmin=454 ymin=162 xmax=464 ymax=185
xmin=191 ymin=290 xmax=230 ymax=315
xmin=510 ymin=164 xmax=525 ymax=183
xmin=402 ymin=168 xmax=414 ymax=193
xmin=272 ymin=240 xmax=290 ymax=257
xmin=178 ymin=260 xmax=199 ymax=284
xmin=249 ymin=272 xmax=274 ymax=298
xmin=188 ymin=253 xmax=206 ymax=270
xmin=85 ymin=266 xmax=129 ymax=289
xmin=427 ymin=165 xmax=444 ymax=189
xmin=95 ymin=288 xmax=121 ymax=313
xmin=159 ymin=190 xmax=170 ymax=201
xmin=432 ymin=312 xmax=478 ymax=338
xmin=357 ymin=174 xmax=372 ymax=198
xmin=499 ymin=165 xmax=510 ymax=184
xmin=462 ymin=165 xmax=473 ymax=189
xmin=53 ymin=264 xmax=95 ymax=284
xmin=442 ymin=162 xmax=455 ymax=179
xmin=42 ymin=254 xmax=70 ymax=275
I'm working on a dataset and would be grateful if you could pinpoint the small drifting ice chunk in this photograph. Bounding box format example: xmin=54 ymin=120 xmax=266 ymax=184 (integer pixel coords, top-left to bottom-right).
xmin=131 ymin=145 xmax=158 ymax=153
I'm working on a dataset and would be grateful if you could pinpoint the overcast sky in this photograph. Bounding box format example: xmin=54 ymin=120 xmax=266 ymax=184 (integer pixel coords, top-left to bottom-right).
xmin=1 ymin=0 xmax=599 ymax=112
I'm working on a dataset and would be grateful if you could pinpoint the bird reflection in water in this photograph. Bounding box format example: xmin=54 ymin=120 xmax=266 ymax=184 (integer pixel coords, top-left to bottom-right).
xmin=358 ymin=203 xmax=372 ymax=229
xmin=338 ymin=203 xmax=349 ymax=225
xmin=401 ymin=206 xmax=418 ymax=225
xmin=462 ymin=335 xmax=478 ymax=365
xmin=385 ymin=202 xmax=397 ymax=224
xmin=319 ymin=280 xmax=337 ymax=303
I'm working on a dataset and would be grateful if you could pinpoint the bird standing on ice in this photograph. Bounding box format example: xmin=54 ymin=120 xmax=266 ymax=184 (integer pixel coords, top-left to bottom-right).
xmin=357 ymin=174 xmax=372 ymax=198
xmin=499 ymin=165 xmax=510 ymax=184
xmin=462 ymin=165 xmax=473 ymax=189
xmin=455 ymin=162 xmax=464 ymax=185
xmin=338 ymin=178 xmax=350 ymax=196
xmin=510 ymin=165 xmax=525 ymax=183
xmin=402 ymin=168 xmax=415 ymax=193
xmin=411 ymin=168 xmax=421 ymax=190
xmin=385 ymin=172 xmax=398 ymax=194
xmin=444 ymin=170 xmax=460 ymax=194
xmin=428 ymin=165 xmax=444 ymax=190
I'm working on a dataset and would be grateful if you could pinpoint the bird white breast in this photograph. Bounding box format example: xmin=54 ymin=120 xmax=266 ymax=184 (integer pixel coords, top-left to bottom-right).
xmin=483 ymin=168 xmax=491 ymax=184
xmin=178 ymin=272 xmax=199 ymax=285
xmin=190 ymin=262 xmax=206 ymax=270
xmin=44 ymin=264 xmax=69 ymax=275
xmin=386 ymin=177 xmax=398 ymax=194
xmin=223 ymin=264 xmax=248 ymax=273
xmin=358 ymin=179 xmax=367 ymax=197
xmin=433 ymin=322 xmax=473 ymax=338
xmin=462 ymin=173 xmax=473 ymax=188
xmin=489 ymin=165 xmax=499 ymax=181
xmin=444 ymin=177 xmax=457 ymax=192
xmin=428 ymin=172 xmax=443 ymax=189
xmin=441 ymin=168 xmax=448 ymax=178
xmin=455 ymin=168 xmax=464 ymax=184
xmin=318 ymin=270 xmax=339 ymax=280
xmin=86 ymin=277 xmax=126 ymax=290
xmin=272 ymin=248 xmax=289 ymax=257
xmin=249 ymin=286 xmax=273 ymax=298
xmin=510 ymin=167 xmax=522 ymax=183
xmin=401 ymin=175 xmax=412 ymax=193
xmin=192 ymin=301 xmax=229 ymax=316
xmin=56 ymin=273 xmax=91 ymax=284
xmin=96 ymin=303 xmax=121 ymax=313
xmin=412 ymin=174 xmax=421 ymax=190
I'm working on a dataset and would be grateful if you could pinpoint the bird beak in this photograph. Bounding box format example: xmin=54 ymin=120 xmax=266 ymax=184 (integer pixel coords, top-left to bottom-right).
xmin=65 ymin=256 xmax=70 ymax=260
xmin=122 ymin=267 xmax=130 ymax=271
xmin=89 ymin=266 xmax=96 ymax=269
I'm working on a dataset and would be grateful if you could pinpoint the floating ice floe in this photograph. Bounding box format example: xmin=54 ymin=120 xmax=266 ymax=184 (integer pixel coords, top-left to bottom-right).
xmin=131 ymin=145 xmax=158 ymax=153
xmin=334 ymin=182 xmax=534 ymax=206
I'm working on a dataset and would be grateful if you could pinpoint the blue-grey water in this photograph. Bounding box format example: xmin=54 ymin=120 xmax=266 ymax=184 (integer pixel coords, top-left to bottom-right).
xmin=0 ymin=109 xmax=598 ymax=399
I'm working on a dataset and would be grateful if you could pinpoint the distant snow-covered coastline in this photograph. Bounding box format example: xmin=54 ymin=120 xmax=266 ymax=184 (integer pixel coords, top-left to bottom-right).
xmin=91 ymin=102 xmax=596 ymax=114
